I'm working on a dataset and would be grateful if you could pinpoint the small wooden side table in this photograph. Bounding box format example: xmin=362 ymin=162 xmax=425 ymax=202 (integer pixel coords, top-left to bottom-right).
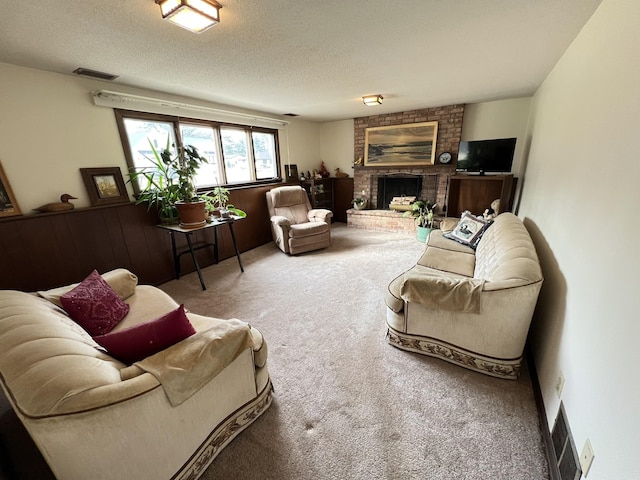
xmin=157 ymin=216 xmax=244 ymax=290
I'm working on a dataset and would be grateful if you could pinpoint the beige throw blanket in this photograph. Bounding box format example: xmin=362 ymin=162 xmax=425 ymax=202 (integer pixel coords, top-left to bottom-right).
xmin=135 ymin=319 xmax=253 ymax=406
xmin=400 ymin=271 xmax=485 ymax=314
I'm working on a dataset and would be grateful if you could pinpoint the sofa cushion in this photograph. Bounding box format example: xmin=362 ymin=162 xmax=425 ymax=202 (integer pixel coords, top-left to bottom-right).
xmin=427 ymin=230 xmax=477 ymax=254
xmin=60 ymin=270 xmax=130 ymax=336
xmin=38 ymin=268 xmax=139 ymax=307
xmin=444 ymin=211 xmax=489 ymax=248
xmin=94 ymin=304 xmax=196 ymax=364
xmin=417 ymin=247 xmax=476 ymax=277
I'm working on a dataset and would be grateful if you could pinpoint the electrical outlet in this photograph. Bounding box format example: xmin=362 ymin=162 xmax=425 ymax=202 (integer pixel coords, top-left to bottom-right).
xmin=580 ymin=439 xmax=595 ymax=477
xmin=555 ymin=372 xmax=565 ymax=398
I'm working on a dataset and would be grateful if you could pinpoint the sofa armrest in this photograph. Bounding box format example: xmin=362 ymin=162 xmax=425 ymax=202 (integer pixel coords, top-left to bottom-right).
xmin=400 ymin=270 xmax=485 ymax=314
xmin=308 ymin=209 xmax=333 ymax=223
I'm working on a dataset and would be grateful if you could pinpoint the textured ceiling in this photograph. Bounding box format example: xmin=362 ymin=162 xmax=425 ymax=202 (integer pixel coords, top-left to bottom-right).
xmin=0 ymin=0 xmax=602 ymax=122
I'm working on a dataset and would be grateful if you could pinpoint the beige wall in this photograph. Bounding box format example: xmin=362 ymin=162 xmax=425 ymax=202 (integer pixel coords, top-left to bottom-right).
xmin=319 ymin=120 xmax=354 ymax=177
xmin=519 ymin=0 xmax=640 ymax=478
xmin=0 ymin=62 xmax=318 ymax=212
xmin=282 ymin=119 xmax=322 ymax=178
xmin=461 ymin=97 xmax=532 ymax=178
xmin=0 ymin=64 xmax=130 ymax=211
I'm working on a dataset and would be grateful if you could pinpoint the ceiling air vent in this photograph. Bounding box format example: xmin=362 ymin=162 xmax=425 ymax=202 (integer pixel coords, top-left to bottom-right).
xmin=72 ymin=68 xmax=119 ymax=81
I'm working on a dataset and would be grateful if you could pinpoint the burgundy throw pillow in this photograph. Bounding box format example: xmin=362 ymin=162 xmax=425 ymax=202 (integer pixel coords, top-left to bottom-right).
xmin=94 ymin=305 xmax=196 ymax=364
xmin=60 ymin=270 xmax=130 ymax=336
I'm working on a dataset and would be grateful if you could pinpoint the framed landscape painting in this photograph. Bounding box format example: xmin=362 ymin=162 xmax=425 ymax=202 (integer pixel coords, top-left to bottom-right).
xmin=0 ymin=160 xmax=22 ymax=217
xmin=364 ymin=121 xmax=438 ymax=167
xmin=80 ymin=167 xmax=130 ymax=206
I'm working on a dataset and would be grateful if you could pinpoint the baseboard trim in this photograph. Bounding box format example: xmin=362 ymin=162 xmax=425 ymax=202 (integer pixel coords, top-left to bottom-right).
xmin=526 ymin=345 xmax=561 ymax=480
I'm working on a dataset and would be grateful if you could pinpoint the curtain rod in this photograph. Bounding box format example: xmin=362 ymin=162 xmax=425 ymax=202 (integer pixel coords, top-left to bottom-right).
xmin=91 ymin=90 xmax=289 ymax=128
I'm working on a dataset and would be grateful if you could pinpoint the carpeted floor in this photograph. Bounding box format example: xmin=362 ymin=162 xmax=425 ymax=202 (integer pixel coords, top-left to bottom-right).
xmin=160 ymin=224 xmax=550 ymax=480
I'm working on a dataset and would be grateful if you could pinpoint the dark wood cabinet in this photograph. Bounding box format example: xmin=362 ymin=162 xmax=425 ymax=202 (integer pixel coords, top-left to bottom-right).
xmin=447 ymin=174 xmax=516 ymax=217
xmin=301 ymin=177 xmax=354 ymax=223
xmin=332 ymin=177 xmax=354 ymax=223
xmin=302 ymin=178 xmax=333 ymax=211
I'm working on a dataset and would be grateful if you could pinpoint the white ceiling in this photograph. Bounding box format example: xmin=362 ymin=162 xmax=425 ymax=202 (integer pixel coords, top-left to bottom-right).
xmin=0 ymin=0 xmax=602 ymax=123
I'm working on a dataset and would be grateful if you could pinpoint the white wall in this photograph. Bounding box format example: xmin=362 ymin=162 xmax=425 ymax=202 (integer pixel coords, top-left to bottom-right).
xmin=461 ymin=97 xmax=532 ymax=179
xmin=518 ymin=0 xmax=640 ymax=478
xmin=0 ymin=62 xmax=320 ymax=212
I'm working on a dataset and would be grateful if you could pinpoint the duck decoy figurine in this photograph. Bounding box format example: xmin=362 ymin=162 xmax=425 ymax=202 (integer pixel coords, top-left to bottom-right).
xmin=33 ymin=194 xmax=78 ymax=213
xmin=334 ymin=168 xmax=349 ymax=178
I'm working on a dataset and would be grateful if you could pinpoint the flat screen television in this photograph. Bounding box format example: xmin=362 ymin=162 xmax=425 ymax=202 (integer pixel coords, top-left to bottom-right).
xmin=456 ymin=138 xmax=516 ymax=174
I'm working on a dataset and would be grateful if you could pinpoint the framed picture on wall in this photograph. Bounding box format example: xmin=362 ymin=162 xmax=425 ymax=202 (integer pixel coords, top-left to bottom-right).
xmin=0 ymin=160 xmax=22 ymax=218
xmin=80 ymin=167 xmax=130 ymax=206
xmin=364 ymin=121 xmax=439 ymax=167
xmin=285 ymin=164 xmax=299 ymax=182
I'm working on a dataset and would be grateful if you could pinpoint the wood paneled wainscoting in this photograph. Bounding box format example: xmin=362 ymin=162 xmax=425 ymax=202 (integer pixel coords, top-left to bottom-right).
xmin=0 ymin=184 xmax=277 ymax=292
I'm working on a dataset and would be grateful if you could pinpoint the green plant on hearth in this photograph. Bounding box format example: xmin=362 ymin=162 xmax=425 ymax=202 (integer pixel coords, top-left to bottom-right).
xmin=352 ymin=190 xmax=367 ymax=209
xmin=203 ymin=185 xmax=247 ymax=219
xmin=403 ymin=200 xmax=438 ymax=228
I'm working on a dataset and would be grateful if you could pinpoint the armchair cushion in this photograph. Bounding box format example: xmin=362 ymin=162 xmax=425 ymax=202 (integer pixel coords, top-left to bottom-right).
xmin=60 ymin=270 xmax=130 ymax=336
xmin=290 ymin=221 xmax=330 ymax=239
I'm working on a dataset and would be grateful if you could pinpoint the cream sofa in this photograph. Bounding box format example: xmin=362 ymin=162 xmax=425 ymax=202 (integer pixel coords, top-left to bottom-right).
xmin=0 ymin=269 xmax=272 ymax=480
xmin=385 ymin=213 xmax=543 ymax=379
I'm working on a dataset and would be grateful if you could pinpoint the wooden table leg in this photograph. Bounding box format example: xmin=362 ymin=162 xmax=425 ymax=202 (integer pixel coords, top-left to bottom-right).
xmin=185 ymin=233 xmax=207 ymax=290
xmin=227 ymin=222 xmax=244 ymax=273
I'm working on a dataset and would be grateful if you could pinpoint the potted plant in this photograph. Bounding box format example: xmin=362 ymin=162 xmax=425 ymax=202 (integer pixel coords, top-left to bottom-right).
xmin=169 ymin=143 xmax=209 ymax=228
xmin=127 ymin=139 xmax=181 ymax=225
xmin=352 ymin=190 xmax=367 ymax=210
xmin=403 ymin=200 xmax=437 ymax=242
xmin=203 ymin=185 xmax=247 ymax=220
xmin=128 ymin=138 xmax=209 ymax=228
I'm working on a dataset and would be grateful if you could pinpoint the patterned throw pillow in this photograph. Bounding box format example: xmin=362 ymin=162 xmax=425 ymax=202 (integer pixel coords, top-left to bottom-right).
xmin=444 ymin=211 xmax=490 ymax=248
xmin=94 ymin=305 xmax=196 ymax=364
xmin=60 ymin=270 xmax=130 ymax=336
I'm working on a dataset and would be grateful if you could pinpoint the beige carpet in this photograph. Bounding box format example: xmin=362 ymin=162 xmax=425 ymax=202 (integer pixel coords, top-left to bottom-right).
xmin=160 ymin=224 xmax=549 ymax=480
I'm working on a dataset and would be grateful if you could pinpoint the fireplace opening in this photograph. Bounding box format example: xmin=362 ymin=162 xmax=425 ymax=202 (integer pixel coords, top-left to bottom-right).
xmin=377 ymin=175 xmax=423 ymax=209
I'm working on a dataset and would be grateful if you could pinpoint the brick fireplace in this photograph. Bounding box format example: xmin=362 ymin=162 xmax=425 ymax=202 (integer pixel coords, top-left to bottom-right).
xmin=348 ymin=104 xmax=465 ymax=232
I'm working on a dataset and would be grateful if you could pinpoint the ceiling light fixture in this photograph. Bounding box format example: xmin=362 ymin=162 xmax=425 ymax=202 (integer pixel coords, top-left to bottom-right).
xmin=363 ymin=94 xmax=383 ymax=106
xmin=156 ymin=0 xmax=223 ymax=33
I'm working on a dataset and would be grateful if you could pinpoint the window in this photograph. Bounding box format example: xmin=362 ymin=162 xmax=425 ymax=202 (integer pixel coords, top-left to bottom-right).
xmin=115 ymin=110 xmax=280 ymax=192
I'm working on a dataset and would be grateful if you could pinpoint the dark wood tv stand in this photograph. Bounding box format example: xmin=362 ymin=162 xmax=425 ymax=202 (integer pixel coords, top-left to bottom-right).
xmin=447 ymin=174 xmax=516 ymax=217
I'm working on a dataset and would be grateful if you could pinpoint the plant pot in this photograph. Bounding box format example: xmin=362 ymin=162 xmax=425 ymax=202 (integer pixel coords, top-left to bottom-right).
xmin=175 ymin=200 xmax=207 ymax=229
xmin=416 ymin=226 xmax=433 ymax=243
xmin=159 ymin=206 xmax=180 ymax=226
xmin=353 ymin=199 xmax=367 ymax=210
